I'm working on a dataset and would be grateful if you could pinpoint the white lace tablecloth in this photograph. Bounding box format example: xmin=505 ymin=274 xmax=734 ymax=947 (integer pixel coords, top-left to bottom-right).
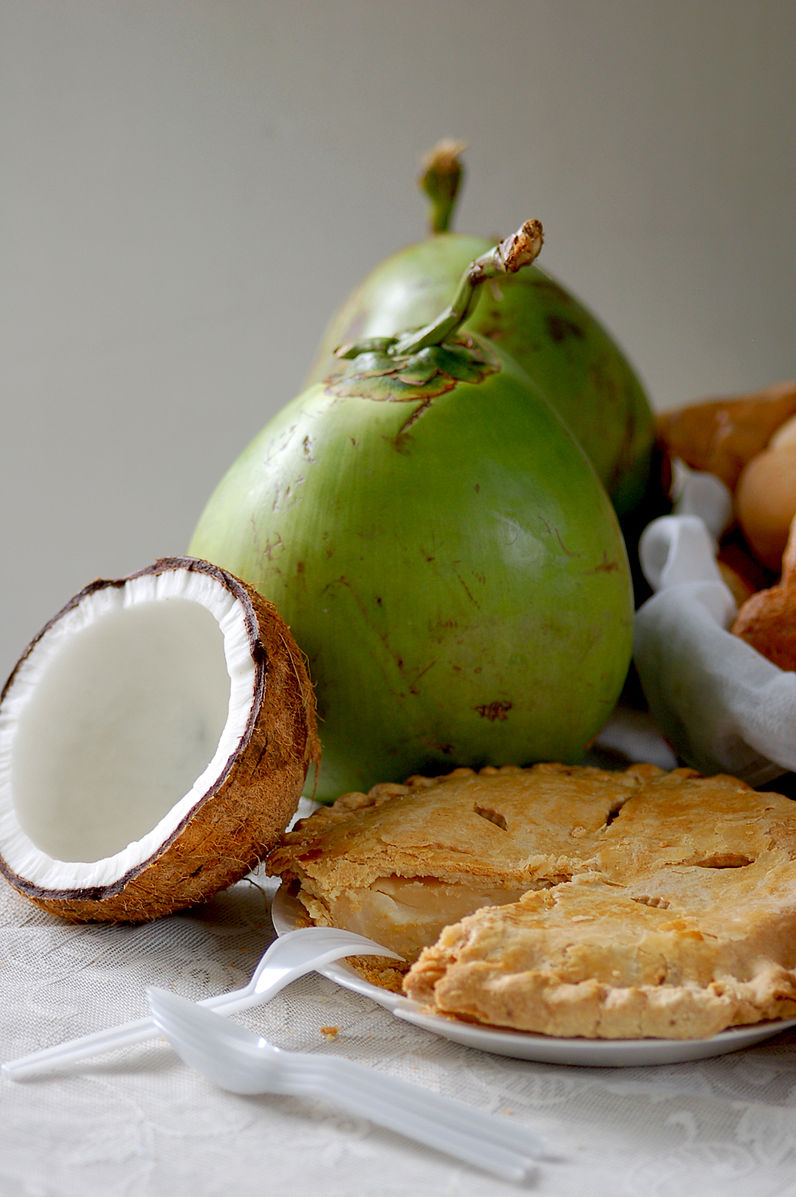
xmin=2 ymin=736 xmax=796 ymax=1197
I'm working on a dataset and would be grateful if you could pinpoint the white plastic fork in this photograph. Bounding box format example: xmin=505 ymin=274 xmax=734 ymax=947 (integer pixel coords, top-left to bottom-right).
xmin=3 ymin=927 xmax=401 ymax=1081
xmin=147 ymin=986 xmax=541 ymax=1182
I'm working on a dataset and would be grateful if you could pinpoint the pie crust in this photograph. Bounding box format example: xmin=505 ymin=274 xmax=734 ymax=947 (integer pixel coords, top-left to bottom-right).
xmin=266 ymin=763 xmax=796 ymax=1039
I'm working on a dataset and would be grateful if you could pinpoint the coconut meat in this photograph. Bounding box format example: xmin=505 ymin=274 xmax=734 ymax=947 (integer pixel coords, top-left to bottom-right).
xmin=0 ymin=566 xmax=258 ymax=893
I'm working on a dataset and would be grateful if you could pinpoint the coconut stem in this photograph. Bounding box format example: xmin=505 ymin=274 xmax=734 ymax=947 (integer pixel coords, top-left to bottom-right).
xmin=419 ymin=139 xmax=467 ymax=234
xmin=393 ymin=219 xmax=544 ymax=356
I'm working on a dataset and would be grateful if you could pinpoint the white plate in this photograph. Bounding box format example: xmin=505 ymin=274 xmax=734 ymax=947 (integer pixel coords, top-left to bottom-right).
xmin=271 ymin=886 xmax=796 ymax=1067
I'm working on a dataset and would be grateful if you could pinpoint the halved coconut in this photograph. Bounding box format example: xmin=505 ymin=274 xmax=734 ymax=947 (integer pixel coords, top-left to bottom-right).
xmin=0 ymin=557 xmax=320 ymax=921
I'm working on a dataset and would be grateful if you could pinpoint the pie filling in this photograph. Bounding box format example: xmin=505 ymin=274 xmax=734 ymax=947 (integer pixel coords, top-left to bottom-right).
xmin=293 ymin=874 xmax=537 ymax=962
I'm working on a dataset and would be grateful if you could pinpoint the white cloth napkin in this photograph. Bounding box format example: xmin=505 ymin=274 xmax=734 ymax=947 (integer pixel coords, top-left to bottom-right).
xmin=633 ymin=465 xmax=796 ymax=786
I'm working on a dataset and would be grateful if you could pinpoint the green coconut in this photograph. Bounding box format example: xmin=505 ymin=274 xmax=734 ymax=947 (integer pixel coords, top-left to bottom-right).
xmin=306 ymin=140 xmax=657 ymax=521
xmin=190 ymin=221 xmax=634 ymax=802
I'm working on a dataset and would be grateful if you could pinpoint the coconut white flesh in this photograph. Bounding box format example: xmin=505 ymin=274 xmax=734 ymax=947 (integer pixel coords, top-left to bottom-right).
xmin=0 ymin=567 xmax=258 ymax=892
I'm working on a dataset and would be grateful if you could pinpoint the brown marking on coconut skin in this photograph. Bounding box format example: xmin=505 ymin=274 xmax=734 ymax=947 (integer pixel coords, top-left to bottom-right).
xmin=322 ymin=575 xmax=438 ymax=688
xmin=453 ymin=571 xmax=480 ymax=608
xmin=423 ymin=740 xmax=456 ymax=758
xmin=259 ymin=423 xmax=300 ymax=473
xmin=262 ymin=533 xmax=285 ymax=561
xmin=407 ymin=659 xmax=437 ymax=695
xmin=585 ymin=552 xmax=622 ymax=574
xmin=475 ymin=700 xmax=513 ymax=722
xmin=553 ymin=527 xmax=580 ymax=557
xmin=538 ymin=515 xmax=580 ymax=559
xmin=546 ymin=314 xmax=586 ymax=344
xmin=477 ymin=305 xmax=506 ymax=339
xmin=391 ymin=397 xmax=434 ymax=451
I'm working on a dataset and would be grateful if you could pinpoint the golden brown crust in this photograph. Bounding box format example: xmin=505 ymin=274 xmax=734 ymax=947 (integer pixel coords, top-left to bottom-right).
xmin=268 ymin=762 xmax=662 ymax=890
xmin=268 ymin=761 xmax=796 ymax=1039
xmin=731 ymin=516 xmax=796 ymax=671
xmin=406 ymin=873 xmax=796 ymax=1039
xmin=655 ymin=380 xmax=796 ymax=491
xmin=735 ymin=449 xmax=796 ymax=571
xmin=731 ymin=587 xmax=796 ymax=672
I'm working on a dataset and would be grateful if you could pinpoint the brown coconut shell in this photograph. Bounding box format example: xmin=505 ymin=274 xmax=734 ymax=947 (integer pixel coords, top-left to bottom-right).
xmin=0 ymin=557 xmax=321 ymax=922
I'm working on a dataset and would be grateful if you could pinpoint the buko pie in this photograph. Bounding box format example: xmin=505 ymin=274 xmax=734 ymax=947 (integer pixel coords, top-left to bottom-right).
xmin=266 ymin=763 xmax=796 ymax=1039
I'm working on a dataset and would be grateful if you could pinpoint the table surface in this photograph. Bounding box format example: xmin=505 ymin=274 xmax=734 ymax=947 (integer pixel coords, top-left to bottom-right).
xmin=2 ymin=724 xmax=796 ymax=1197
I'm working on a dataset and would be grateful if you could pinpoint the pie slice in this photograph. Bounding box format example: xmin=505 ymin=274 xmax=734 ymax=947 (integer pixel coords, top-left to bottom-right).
xmin=266 ymin=762 xmax=796 ymax=1038
xmin=405 ymin=864 xmax=796 ymax=1039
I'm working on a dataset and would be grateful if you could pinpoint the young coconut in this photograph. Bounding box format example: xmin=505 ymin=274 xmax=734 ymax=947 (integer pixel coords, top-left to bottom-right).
xmin=306 ymin=140 xmax=658 ymax=522
xmin=0 ymin=557 xmax=319 ymax=922
xmin=190 ymin=221 xmax=635 ymax=803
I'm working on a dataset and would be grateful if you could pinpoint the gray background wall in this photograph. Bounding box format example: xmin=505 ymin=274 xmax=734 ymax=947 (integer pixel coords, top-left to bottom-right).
xmin=2 ymin=0 xmax=794 ymax=679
